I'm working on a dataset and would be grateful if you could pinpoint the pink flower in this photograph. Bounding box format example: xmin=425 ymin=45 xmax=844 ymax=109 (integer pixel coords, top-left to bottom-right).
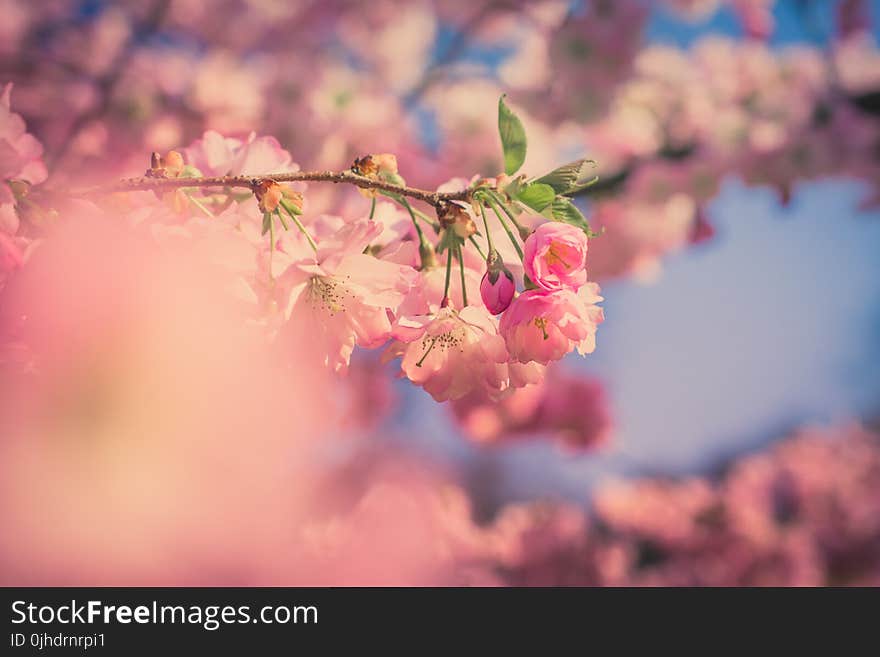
xmin=480 ymin=250 xmax=516 ymax=315
xmin=480 ymin=268 xmax=515 ymax=314
xmin=523 ymin=222 xmax=589 ymax=291
xmin=184 ymin=130 xmax=296 ymax=177
xmin=450 ymin=369 xmax=612 ymax=451
xmin=499 ymin=285 xmax=603 ymax=365
xmin=279 ymin=220 xmax=416 ymax=373
xmin=386 ymin=306 xmax=509 ymax=402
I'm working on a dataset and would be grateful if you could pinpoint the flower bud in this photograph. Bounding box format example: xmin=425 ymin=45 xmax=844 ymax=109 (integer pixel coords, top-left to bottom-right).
xmin=372 ymin=153 xmax=398 ymax=175
xmin=438 ymin=202 xmax=476 ymax=239
xmin=351 ymin=155 xmax=379 ymax=177
xmin=254 ymin=180 xmax=283 ymax=214
xmin=283 ymin=189 xmax=305 ymax=214
xmin=480 ymin=250 xmax=516 ymax=314
xmin=163 ymin=150 xmax=185 ymax=176
xmin=147 ymin=150 xmax=185 ymax=178
xmin=418 ymin=239 xmax=438 ymax=270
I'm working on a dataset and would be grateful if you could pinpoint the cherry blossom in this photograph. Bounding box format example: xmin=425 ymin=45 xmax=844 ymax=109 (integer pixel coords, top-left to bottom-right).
xmin=279 ymin=220 xmax=417 ymax=373
xmin=523 ymin=221 xmax=590 ymax=292
xmin=500 ymin=285 xmax=604 ymax=365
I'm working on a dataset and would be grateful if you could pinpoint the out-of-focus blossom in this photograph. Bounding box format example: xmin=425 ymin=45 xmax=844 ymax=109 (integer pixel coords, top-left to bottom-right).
xmin=450 ymin=369 xmax=612 ymax=451
xmin=731 ymin=0 xmax=775 ymax=39
xmin=837 ymin=0 xmax=871 ymax=38
xmin=479 ymin=424 xmax=880 ymax=586
xmin=184 ymin=130 xmax=297 ymax=177
xmin=0 ymin=212 xmax=328 ymax=584
xmin=0 ymin=83 xmax=45 ymax=287
xmin=0 ymin=83 xmax=47 ymax=201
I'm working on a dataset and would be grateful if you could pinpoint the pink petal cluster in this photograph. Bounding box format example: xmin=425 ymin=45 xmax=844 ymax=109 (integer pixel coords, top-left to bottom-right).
xmin=500 ymin=285 xmax=604 ymax=365
xmin=0 ymin=84 xmax=45 ymax=285
xmin=387 ymin=306 xmax=509 ymax=402
xmin=0 ymin=83 xmax=47 ymax=195
xmin=493 ymin=221 xmax=602 ymax=366
xmin=450 ymin=369 xmax=612 ymax=451
xmin=523 ymin=222 xmax=589 ymax=291
xmin=279 ymin=220 xmax=416 ymax=373
xmin=184 ymin=130 xmax=297 ymax=176
xmin=476 ymin=424 xmax=880 ymax=586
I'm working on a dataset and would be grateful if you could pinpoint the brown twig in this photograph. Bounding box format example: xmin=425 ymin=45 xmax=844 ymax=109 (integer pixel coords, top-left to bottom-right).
xmin=81 ymin=170 xmax=473 ymax=208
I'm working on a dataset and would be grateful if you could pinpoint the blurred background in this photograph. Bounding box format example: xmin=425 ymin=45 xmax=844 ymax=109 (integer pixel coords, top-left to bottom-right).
xmin=1 ymin=0 xmax=879 ymax=585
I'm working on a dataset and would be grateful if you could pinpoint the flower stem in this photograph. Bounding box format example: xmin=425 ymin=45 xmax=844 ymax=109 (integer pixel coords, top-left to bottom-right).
xmin=485 ymin=194 xmax=523 ymax=261
xmin=489 ymin=189 xmax=530 ymax=240
xmin=400 ymin=197 xmax=437 ymax=270
xmin=478 ymin=202 xmax=494 ymax=252
xmin=267 ymin=212 xmax=275 ymax=275
xmin=457 ymin=241 xmax=468 ymax=307
xmin=280 ymin=199 xmax=317 ymax=252
xmin=468 ymin=235 xmax=486 ymax=260
xmin=186 ymin=192 xmax=215 ymax=218
xmin=441 ymin=240 xmax=453 ymax=308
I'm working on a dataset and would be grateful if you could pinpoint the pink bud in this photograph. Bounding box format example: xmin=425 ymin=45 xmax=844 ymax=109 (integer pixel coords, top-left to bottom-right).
xmin=480 ymin=267 xmax=515 ymax=315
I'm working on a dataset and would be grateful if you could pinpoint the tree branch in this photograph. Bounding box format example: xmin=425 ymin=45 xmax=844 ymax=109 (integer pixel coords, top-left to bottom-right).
xmin=82 ymin=170 xmax=473 ymax=208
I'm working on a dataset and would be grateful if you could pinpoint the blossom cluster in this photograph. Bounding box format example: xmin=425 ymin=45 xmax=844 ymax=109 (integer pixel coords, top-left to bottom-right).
xmin=178 ymin=134 xmax=605 ymax=401
xmin=0 ymin=83 xmax=604 ymax=404
xmin=0 ymin=84 xmax=46 ymax=287
xmin=474 ymin=424 xmax=880 ymax=586
xmin=449 ymin=368 xmax=612 ymax=451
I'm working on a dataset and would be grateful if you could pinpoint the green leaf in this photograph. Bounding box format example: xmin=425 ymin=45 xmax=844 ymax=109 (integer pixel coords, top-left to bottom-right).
xmin=515 ymin=182 xmax=556 ymax=213
xmin=534 ymin=159 xmax=597 ymax=194
xmin=502 ymin=174 xmax=526 ymax=199
xmin=498 ymin=95 xmax=527 ymax=175
xmin=261 ymin=212 xmax=272 ymax=236
xmin=551 ymin=197 xmax=598 ymax=237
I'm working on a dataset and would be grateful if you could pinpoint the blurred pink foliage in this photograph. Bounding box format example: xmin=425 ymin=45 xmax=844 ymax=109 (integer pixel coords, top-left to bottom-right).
xmin=471 ymin=423 xmax=880 ymax=586
xmin=450 ymin=368 xmax=612 ymax=450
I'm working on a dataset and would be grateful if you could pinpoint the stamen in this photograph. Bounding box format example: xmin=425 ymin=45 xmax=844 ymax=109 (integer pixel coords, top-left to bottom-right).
xmin=416 ymin=338 xmax=437 ymax=367
xmin=546 ymin=241 xmax=572 ymax=269
xmin=534 ymin=317 xmax=549 ymax=340
xmin=307 ymin=275 xmax=349 ymax=316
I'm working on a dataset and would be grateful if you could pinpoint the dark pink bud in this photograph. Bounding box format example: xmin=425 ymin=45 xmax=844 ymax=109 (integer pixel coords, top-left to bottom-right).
xmin=480 ymin=267 xmax=515 ymax=315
